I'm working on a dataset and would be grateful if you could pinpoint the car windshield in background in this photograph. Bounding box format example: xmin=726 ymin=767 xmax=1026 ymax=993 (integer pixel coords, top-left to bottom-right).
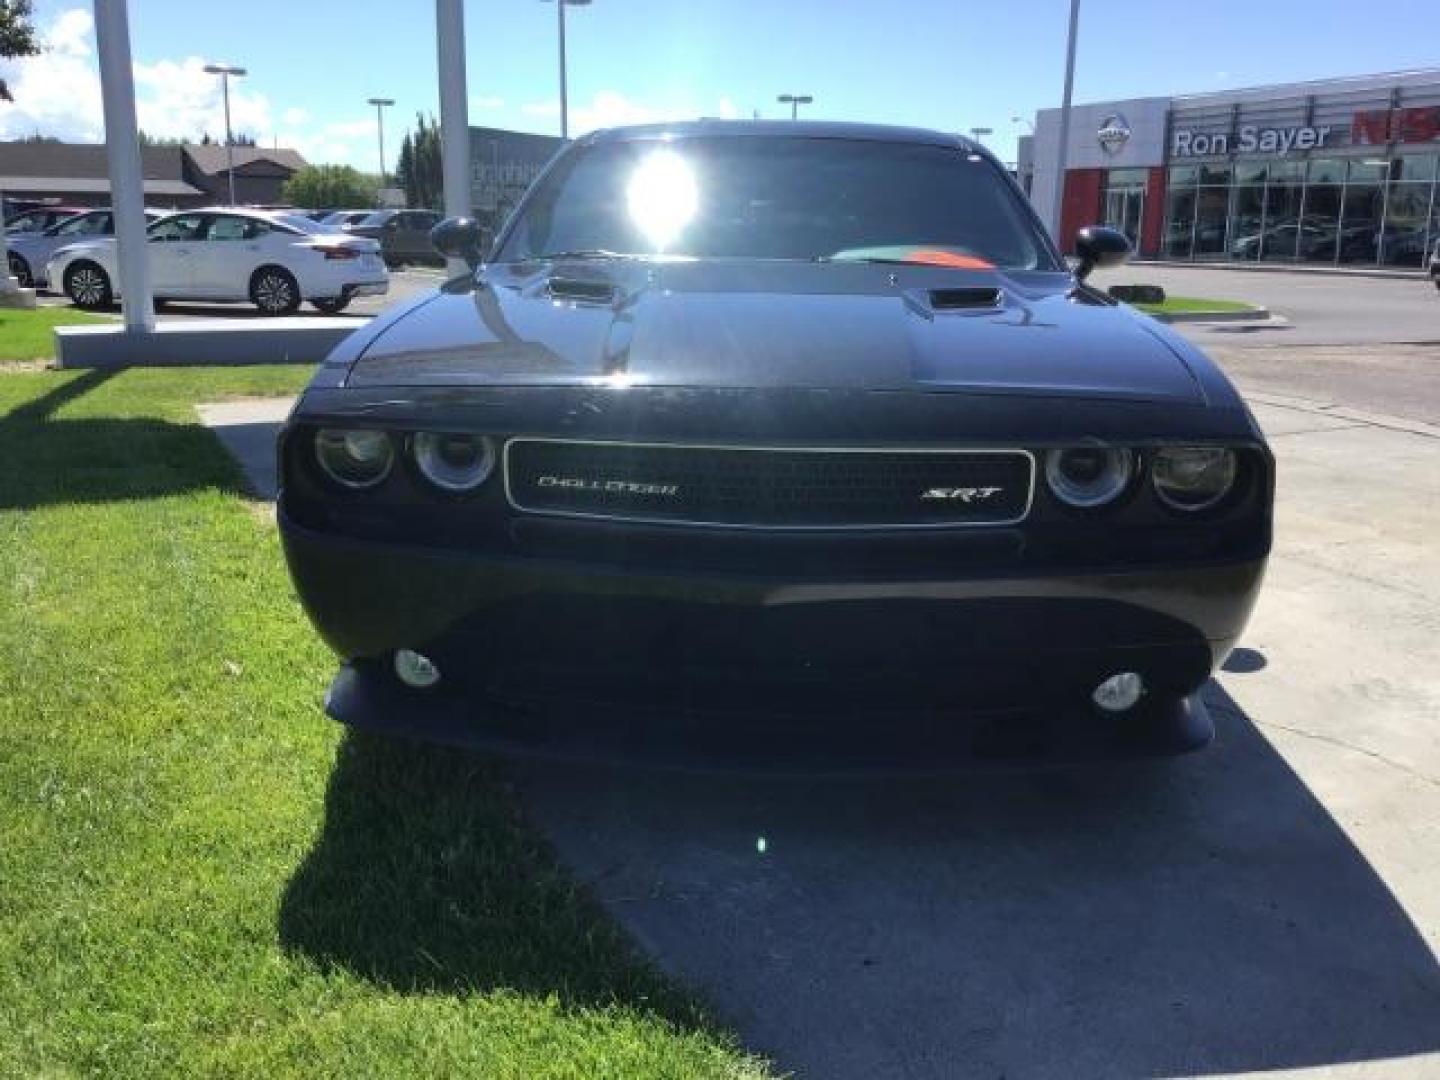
xmin=274 ymin=213 xmax=323 ymax=233
xmin=498 ymin=136 xmax=1054 ymax=270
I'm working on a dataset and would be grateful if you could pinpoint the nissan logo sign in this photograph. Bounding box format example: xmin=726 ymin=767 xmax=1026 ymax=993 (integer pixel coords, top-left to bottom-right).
xmin=1097 ymin=114 xmax=1131 ymax=154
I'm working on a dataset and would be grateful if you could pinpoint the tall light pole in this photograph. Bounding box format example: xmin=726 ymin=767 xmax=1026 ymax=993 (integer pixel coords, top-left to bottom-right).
xmin=1011 ymin=114 xmax=1035 ymax=133
xmin=777 ymin=93 xmax=813 ymax=120
xmin=367 ymin=97 xmax=395 ymax=189
xmin=203 ymin=62 xmax=247 ymax=205
xmin=1050 ymin=0 xmax=1081 ymax=243
xmin=541 ymin=0 xmax=592 ymax=140
xmin=969 ymin=126 xmax=994 ymax=146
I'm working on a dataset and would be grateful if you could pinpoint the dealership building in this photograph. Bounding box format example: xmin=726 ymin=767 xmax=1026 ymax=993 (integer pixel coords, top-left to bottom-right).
xmin=1021 ymin=68 xmax=1440 ymax=268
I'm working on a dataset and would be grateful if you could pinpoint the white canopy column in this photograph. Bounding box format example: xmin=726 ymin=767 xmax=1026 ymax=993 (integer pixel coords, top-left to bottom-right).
xmin=93 ymin=0 xmax=154 ymax=332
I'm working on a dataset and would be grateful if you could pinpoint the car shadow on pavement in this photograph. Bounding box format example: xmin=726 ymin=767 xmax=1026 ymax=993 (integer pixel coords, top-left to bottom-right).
xmin=502 ymin=681 xmax=1440 ymax=1079
xmin=275 ymin=730 xmax=714 ymax=1030
xmin=0 ymin=369 xmax=252 ymax=510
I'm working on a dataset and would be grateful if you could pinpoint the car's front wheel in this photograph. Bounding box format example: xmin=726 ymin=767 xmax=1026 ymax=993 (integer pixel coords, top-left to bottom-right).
xmin=250 ymin=266 xmax=301 ymax=316
xmin=64 ymin=261 xmax=113 ymax=309
xmin=310 ymin=295 xmax=351 ymax=314
xmin=7 ymin=252 xmax=32 ymax=289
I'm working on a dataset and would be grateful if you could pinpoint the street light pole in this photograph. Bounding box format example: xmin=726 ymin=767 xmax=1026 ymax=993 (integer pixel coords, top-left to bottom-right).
xmin=969 ymin=126 xmax=994 ymax=146
xmin=542 ymin=0 xmax=592 ymax=140
xmin=1050 ymin=0 xmax=1081 ymax=243
xmin=367 ymin=97 xmax=395 ymax=188
xmin=203 ymin=63 xmax=247 ymax=205
xmin=777 ymin=93 xmax=813 ymax=120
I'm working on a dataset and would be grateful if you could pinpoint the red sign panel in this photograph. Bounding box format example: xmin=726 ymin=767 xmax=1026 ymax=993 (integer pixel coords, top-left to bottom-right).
xmin=1351 ymin=106 xmax=1440 ymax=145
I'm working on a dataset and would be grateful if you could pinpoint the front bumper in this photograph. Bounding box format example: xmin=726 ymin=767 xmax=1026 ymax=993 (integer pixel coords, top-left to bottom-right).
xmin=280 ymin=509 xmax=1265 ymax=767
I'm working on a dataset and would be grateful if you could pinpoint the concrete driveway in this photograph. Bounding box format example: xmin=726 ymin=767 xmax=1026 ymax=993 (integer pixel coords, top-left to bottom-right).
xmin=203 ymin=354 xmax=1440 ymax=1079
xmin=509 ymin=391 xmax=1440 ymax=1079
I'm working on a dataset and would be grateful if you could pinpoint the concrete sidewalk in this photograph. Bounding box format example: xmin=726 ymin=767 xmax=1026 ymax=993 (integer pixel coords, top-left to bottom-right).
xmin=201 ymin=387 xmax=1440 ymax=1079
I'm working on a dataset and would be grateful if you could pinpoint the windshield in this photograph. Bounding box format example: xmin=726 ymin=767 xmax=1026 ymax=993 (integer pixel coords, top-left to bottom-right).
xmin=497 ymin=136 xmax=1053 ymax=270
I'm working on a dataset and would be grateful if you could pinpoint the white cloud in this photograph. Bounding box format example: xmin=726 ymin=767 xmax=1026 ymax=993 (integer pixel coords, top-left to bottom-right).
xmin=0 ymin=6 xmax=377 ymax=167
xmin=471 ymin=95 xmax=505 ymax=110
xmin=0 ymin=9 xmax=105 ymax=142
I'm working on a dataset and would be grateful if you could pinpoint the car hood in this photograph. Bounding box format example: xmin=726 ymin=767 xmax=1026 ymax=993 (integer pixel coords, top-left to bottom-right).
xmin=345 ymin=260 xmax=1208 ymax=405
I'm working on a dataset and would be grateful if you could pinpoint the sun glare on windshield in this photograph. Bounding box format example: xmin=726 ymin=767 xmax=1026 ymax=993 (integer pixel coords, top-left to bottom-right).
xmin=626 ymin=148 xmax=699 ymax=251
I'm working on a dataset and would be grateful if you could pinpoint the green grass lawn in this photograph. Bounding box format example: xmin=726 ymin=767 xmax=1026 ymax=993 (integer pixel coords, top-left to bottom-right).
xmin=0 ymin=365 xmax=772 ymax=1078
xmin=1132 ymin=295 xmax=1259 ymax=315
xmin=0 ymin=306 xmax=112 ymax=363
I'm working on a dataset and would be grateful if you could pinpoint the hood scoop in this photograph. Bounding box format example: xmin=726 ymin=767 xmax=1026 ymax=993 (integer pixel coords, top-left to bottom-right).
xmin=927 ymin=286 xmax=1003 ymax=312
xmin=547 ymin=277 xmax=618 ymax=305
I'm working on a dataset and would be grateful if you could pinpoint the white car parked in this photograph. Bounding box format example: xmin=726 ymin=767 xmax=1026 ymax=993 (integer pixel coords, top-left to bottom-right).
xmin=46 ymin=208 xmax=389 ymax=315
xmin=7 ymin=208 xmax=164 ymax=289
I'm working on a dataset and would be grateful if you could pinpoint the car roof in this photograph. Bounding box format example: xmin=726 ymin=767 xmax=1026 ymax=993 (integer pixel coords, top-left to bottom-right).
xmin=580 ymin=119 xmax=980 ymax=153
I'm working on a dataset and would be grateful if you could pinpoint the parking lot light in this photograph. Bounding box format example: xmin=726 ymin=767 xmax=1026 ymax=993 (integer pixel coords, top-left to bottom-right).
xmin=203 ymin=63 xmax=248 ymax=206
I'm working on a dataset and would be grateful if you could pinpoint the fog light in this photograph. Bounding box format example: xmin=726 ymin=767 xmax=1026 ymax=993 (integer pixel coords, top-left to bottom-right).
xmin=1092 ymin=671 xmax=1144 ymax=713
xmin=394 ymin=649 xmax=441 ymax=689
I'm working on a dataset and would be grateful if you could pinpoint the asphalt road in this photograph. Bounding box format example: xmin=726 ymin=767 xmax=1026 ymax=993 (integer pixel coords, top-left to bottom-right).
xmin=1093 ymin=262 xmax=1439 ymax=347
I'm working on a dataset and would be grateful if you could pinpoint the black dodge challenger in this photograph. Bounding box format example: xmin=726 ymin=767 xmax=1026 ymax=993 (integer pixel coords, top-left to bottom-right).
xmin=278 ymin=120 xmax=1271 ymax=769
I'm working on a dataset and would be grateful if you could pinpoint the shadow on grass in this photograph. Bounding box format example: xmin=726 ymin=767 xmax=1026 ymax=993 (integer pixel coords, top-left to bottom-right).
xmin=0 ymin=369 xmax=249 ymax=510
xmin=277 ymin=730 xmax=711 ymax=1028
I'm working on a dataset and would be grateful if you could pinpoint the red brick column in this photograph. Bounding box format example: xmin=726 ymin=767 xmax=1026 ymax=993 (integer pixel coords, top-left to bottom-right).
xmin=1058 ymin=168 xmax=1104 ymax=255
xmin=1141 ymin=167 xmax=1166 ymax=257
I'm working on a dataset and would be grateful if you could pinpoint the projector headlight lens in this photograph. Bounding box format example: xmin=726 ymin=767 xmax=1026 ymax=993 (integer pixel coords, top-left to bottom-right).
xmin=1153 ymin=447 xmax=1237 ymax=511
xmin=412 ymin=432 xmax=496 ymax=492
xmin=314 ymin=428 xmax=394 ymax=489
xmin=1045 ymin=446 xmax=1134 ymax=508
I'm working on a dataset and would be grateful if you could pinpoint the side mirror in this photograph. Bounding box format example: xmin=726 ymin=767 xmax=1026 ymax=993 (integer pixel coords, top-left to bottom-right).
xmin=430 ymin=216 xmax=492 ymax=269
xmin=1073 ymin=225 xmax=1131 ymax=281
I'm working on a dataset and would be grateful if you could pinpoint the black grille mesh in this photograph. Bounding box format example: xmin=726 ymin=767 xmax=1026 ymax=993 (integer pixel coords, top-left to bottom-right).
xmin=506 ymin=441 xmax=1032 ymax=527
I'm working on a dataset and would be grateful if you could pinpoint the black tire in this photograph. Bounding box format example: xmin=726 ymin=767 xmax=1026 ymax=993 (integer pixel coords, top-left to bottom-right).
xmin=250 ymin=266 xmax=301 ymax=316
xmin=310 ymin=296 xmax=351 ymax=315
xmin=64 ymin=260 xmax=113 ymax=310
xmin=7 ymin=252 xmax=32 ymax=289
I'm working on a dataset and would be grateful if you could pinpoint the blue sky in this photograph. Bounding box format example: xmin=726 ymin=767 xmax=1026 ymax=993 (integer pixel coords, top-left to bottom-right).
xmin=3 ymin=0 xmax=1437 ymax=170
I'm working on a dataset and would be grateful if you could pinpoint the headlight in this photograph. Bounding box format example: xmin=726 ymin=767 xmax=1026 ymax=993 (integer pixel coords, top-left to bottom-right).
xmin=1044 ymin=447 xmax=1134 ymax=508
xmin=314 ymin=428 xmax=394 ymax=489
xmin=1152 ymin=447 xmax=1237 ymax=511
xmin=412 ymin=432 xmax=496 ymax=492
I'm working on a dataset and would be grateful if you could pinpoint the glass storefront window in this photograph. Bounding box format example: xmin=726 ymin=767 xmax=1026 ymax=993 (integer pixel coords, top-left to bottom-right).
xmin=1164 ymin=188 xmax=1195 ymax=256
xmin=1346 ymin=159 xmax=1389 ymax=183
xmin=1390 ymin=154 xmax=1437 ymax=184
xmin=1381 ymin=183 xmax=1433 ymax=266
xmin=1307 ymin=159 xmax=1345 ymax=185
xmin=1299 ymin=183 xmax=1341 ymax=263
xmin=1229 ymin=186 xmax=1265 ymax=260
xmin=1235 ymin=162 xmax=1268 ymax=185
xmin=1270 ymin=160 xmax=1305 ymax=182
xmin=1168 ymin=165 xmax=1198 ymax=187
xmin=1338 ymin=182 xmax=1383 ymax=263
xmin=1193 ymin=187 xmax=1230 ymax=255
xmin=1263 ymin=180 xmax=1305 ymax=260
xmin=1197 ymin=163 xmax=1231 ymax=185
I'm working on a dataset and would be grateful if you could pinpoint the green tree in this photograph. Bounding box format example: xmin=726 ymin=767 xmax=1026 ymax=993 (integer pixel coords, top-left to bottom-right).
xmin=0 ymin=0 xmax=41 ymax=102
xmin=395 ymin=112 xmax=442 ymax=209
xmin=281 ymin=165 xmax=378 ymax=209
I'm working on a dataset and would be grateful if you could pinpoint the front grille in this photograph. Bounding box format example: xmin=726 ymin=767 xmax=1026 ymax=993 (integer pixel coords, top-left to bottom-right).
xmin=504 ymin=439 xmax=1033 ymax=528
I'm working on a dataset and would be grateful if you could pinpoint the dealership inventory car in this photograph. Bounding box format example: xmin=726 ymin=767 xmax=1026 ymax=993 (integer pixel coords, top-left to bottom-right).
xmin=6 ymin=208 xmax=164 ymax=289
xmin=319 ymin=209 xmax=377 ymax=232
xmin=4 ymin=204 xmax=86 ymax=236
xmin=278 ymin=121 xmax=1272 ymax=769
xmin=47 ymin=208 xmax=388 ymax=315
xmin=345 ymin=209 xmax=444 ymax=267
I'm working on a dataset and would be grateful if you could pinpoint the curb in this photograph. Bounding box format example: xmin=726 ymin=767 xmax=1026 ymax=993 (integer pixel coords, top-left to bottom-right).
xmin=1131 ymin=259 xmax=1427 ymax=282
xmin=1143 ymin=306 xmax=1271 ymax=324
